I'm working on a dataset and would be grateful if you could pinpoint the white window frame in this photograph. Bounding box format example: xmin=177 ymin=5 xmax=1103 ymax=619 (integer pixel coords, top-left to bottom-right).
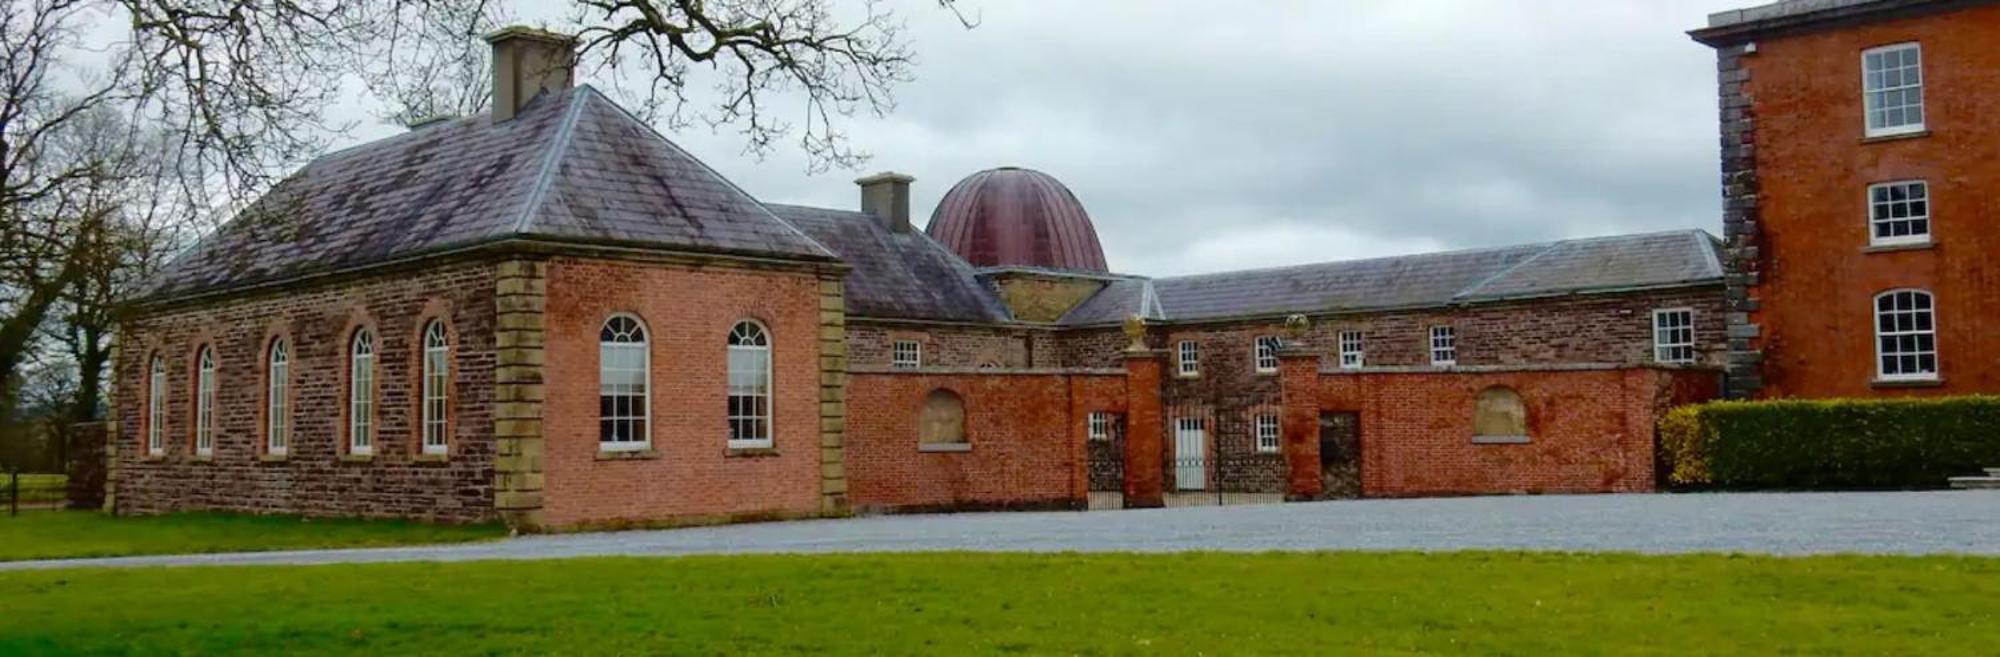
xmin=1252 ymin=335 xmax=1281 ymax=374
xmin=194 ymin=347 xmax=215 ymax=457
xmin=266 ymin=339 xmax=289 ymax=456
xmin=1429 ymin=326 xmax=1457 ymax=367
xmin=1867 ymin=180 xmax=1931 ymax=247
xmin=1338 ymin=330 xmax=1364 ymax=369
xmin=147 ymin=355 xmax=166 ymax=456
xmin=1652 ymin=308 xmax=1697 ymax=365
xmin=727 ymin=320 xmax=774 ymax=449
xmin=1862 ymin=42 xmax=1925 ymax=138
xmin=891 ymin=340 xmax=922 ymax=369
xmin=420 ymin=321 xmax=450 ymax=455
xmin=599 ymin=314 xmax=651 ymax=451
xmin=1874 ymin=289 xmax=1939 ymax=382
xmin=1087 ymin=412 xmax=1112 ymax=441
xmin=348 ymin=328 xmax=375 ymax=456
xmin=1254 ymin=413 xmax=1280 ymax=454
xmin=1177 ymin=340 xmax=1200 ymax=376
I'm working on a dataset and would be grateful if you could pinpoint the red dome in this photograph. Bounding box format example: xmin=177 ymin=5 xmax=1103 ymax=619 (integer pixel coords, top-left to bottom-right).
xmin=925 ymin=167 xmax=1108 ymax=272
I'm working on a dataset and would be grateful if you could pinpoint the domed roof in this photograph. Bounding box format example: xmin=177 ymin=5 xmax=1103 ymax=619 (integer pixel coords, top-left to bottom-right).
xmin=925 ymin=167 xmax=1108 ymax=272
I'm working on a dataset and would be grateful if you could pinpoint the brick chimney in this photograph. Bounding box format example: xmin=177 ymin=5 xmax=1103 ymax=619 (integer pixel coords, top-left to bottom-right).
xmin=485 ymin=27 xmax=577 ymax=122
xmin=856 ymin=172 xmax=915 ymax=232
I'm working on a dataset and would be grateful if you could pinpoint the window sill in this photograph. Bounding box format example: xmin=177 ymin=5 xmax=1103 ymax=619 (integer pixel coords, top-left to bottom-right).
xmin=726 ymin=447 xmax=781 ymax=458
xmin=918 ymin=443 xmax=972 ymax=453
xmin=1176 ymin=373 xmax=1201 ymax=379
xmin=142 ymin=453 xmax=168 ymax=462
xmin=189 ymin=454 xmax=214 ymax=463
xmin=339 ymin=454 xmax=374 ymax=463
xmin=597 ymin=448 xmax=660 ymax=461
xmin=1254 ymin=369 xmax=1278 ymax=377
xmin=1863 ymin=241 xmax=1933 ymax=254
xmin=413 ymin=453 xmax=450 ymax=464
xmin=258 ymin=453 xmax=289 ymax=463
xmin=1872 ymin=377 xmax=1942 ymax=389
xmin=1861 ymin=129 xmax=1928 ymax=144
xmin=1472 ymin=435 xmax=1532 ymax=445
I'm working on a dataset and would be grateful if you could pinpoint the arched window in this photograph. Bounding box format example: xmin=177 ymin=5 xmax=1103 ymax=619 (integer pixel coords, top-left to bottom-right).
xmin=420 ymin=320 xmax=450 ymax=455
xmin=599 ymin=315 xmax=649 ymax=450
xmin=193 ymin=346 xmax=216 ymax=456
xmin=1472 ymin=386 xmax=1528 ymax=443
xmin=1875 ymin=289 xmax=1938 ymax=381
xmin=266 ymin=338 xmax=289 ymax=456
xmin=726 ymin=320 xmax=772 ymax=448
xmin=147 ymin=355 xmax=166 ymax=456
xmin=918 ymin=389 xmax=968 ymax=450
xmin=348 ymin=328 xmax=376 ymax=455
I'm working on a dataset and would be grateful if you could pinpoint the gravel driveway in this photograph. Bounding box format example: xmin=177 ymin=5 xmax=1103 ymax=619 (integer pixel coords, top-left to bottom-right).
xmin=6 ymin=490 xmax=1996 ymax=570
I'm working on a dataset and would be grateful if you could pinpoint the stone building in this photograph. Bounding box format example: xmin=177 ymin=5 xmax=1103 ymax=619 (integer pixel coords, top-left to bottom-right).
xmin=1692 ymin=0 xmax=2000 ymax=398
xmin=110 ymin=27 xmax=1724 ymax=530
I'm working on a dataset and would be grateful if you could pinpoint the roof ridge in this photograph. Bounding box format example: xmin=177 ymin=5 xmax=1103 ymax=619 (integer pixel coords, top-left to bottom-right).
xmin=571 ymin=86 xmax=838 ymax=260
xmin=1452 ymin=239 xmax=1564 ymax=301
xmin=506 ymin=89 xmax=591 ymax=237
xmin=1692 ymin=230 xmax=1725 ymax=278
xmin=1157 ymin=240 xmax=1551 ymax=283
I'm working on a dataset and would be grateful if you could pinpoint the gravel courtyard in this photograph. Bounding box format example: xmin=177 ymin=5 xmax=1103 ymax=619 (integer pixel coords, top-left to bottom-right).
xmin=8 ymin=490 xmax=1996 ymax=570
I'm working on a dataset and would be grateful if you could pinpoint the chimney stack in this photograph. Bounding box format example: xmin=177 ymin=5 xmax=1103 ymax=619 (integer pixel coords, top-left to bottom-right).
xmin=856 ymin=172 xmax=915 ymax=232
xmin=485 ymin=26 xmax=578 ymax=122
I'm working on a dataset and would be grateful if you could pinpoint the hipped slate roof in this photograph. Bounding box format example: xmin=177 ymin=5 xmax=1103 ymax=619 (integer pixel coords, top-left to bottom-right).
xmin=774 ymin=204 xmax=1011 ymax=323
xmin=1060 ymin=230 xmax=1723 ymax=325
xmin=145 ymin=85 xmax=835 ymax=300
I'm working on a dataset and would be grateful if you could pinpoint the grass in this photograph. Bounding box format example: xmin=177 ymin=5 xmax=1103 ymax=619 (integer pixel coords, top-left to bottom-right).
xmin=0 ymin=510 xmax=506 ymax=562
xmin=3 ymin=473 xmax=67 ymax=505
xmin=2 ymin=551 xmax=1997 ymax=655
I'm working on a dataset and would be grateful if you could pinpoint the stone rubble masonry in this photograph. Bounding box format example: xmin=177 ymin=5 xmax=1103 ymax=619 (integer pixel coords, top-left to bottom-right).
xmin=537 ymin=256 xmax=828 ymax=528
xmin=1716 ymin=3 xmax=2000 ymax=398
xmin=492 ymin=259 xmax=547 ymax=529
xmin=112 ymin=260 xmax=500 ymax=522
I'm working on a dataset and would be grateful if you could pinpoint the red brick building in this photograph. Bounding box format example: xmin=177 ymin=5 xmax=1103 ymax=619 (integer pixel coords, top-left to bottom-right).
xmin=1693 ymin=0 xmax=2000 ymax=398
xmin=110 ymin=27 xmax=1726 ymax=530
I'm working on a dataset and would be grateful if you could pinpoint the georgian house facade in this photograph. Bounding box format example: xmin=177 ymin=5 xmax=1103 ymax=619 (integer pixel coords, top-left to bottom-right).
xmin=112 ymin=26 xmax=1725 ymax=530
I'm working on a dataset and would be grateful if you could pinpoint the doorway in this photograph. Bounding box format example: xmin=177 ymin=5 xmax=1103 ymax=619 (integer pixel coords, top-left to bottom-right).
xmin=1319 ymin=411 xmax=1361 ymax=498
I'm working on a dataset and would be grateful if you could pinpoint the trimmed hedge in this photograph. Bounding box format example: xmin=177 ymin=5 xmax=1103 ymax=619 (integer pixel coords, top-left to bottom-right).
xmin=1660 ymin=396 xmax=2000 ymax=489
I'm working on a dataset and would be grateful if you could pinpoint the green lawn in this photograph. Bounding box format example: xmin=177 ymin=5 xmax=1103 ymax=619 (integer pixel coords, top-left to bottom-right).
xmin=0 ymin=510 xmax=506 ymax=562
xmin=3 ymin=552 xmax=1997 ymax=655
xmin=4 ymin=473 xmax=67 ymax=505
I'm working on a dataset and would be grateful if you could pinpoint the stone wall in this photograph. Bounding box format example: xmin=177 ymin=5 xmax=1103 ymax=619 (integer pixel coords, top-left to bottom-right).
xmin=113 ymin=261 xmax=499 ymax=522
xmin=846 ymin=321 xmax=1043 ymax=368
xmin=66 ymin=422 xmax=108 ymax=510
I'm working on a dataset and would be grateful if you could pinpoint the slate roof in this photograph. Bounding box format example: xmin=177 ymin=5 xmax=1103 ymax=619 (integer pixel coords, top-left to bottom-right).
xmin=773 ymin=204 xmax=1011 ymax=323
xmin=145 ymin=85 xmax=835 ymax=300
xmin=1059 ymin=230 xmax=1723 ymax=326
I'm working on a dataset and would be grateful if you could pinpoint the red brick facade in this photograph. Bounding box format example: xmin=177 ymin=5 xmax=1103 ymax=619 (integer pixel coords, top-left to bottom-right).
xmin=113 ymin=261 xmax=499 ymax=522
xmin=1715 ymin=3 xmax=2000 ymax=398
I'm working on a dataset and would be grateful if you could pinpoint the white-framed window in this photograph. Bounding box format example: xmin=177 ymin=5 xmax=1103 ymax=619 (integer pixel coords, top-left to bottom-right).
xmin=727 ymin=320 xmax=773 ymax=448
xmin=1653 ymin=309 xmax=1697 ymax=365
xmin=1177 ymin=340 xmax=1200 ymax=376
xmin=892 ymin=340 xmax=922 ymax=369
xmin=1868 ymin=180 xmax=1931 ymax=246
xmin=1253 ymin=335 xmax=1281 ymax=373
xmin=1863 ymin=43 xmax=1924 ymax=137
xmin=147 ymin=355 xmax=166 ymax=456
xmin=1087 ymin=411 xmax=1112 ymax=441
xmin=193 ymin=346 xmax=215 ymax=457
xmin=599 ymin=314 xmax=650 ymax=450
xmin=348 ymin=328 xmax=375 ymax=456
xmin=1874 ymin=289 xmax=1938 ymax=381
xmin=1338 ymin=330 xmax=1364 ymax=369
xmin=1254 ymin=413 xmax=1280 ymax=454
xmin=420 ymin=321 xmax=450 ymax=455
xmin=1429 ymin=326 xmax=1457 ymax=366
xmin=266 ymin=338 xmax=289 ymax=456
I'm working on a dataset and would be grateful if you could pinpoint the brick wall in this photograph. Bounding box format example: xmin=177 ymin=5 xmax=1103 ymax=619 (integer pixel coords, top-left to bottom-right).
xmin=538 ymin=257 xmax=827 ymax=527
xmin=1724 ymin=4 xmax=2000 ymax=398
xmin=113 ymin=261 xmax=498 ymax=522
xmin=845 ymin=370 xmax=1124 ymax=512
xmin=1317 ymin=366 xmax=1720 ymax=496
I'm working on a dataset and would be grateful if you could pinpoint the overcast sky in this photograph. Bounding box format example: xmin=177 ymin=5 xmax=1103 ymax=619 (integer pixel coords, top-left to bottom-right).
xmin=336 ymin=0 xmax=1746 ymax=277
